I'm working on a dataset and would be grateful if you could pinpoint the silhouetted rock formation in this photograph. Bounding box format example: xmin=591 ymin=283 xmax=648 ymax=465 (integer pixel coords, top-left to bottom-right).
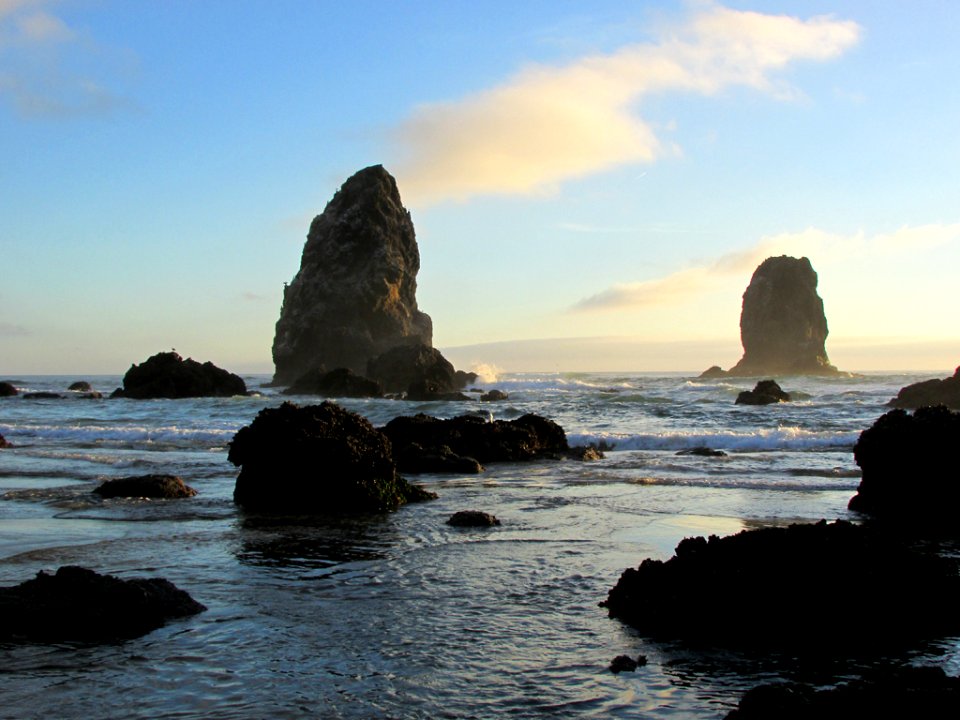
xmin=0 ymin=433 xmax=9 ymax=448
xmin=366 ymin=343 xmax=475 ymax=396
xmin=480 ymin=389 xmax=509 ymax=402
xmin=229 ymin=401 xmax=435 ymax=513
xmin=284 ymin=367 xmax=383 ymax=398
xmin=601 ymin=519 xmax=960 ymax=649
xmin=705 ymin=256 xmax=839 ymax=377
xmin=609 ymin=655 xmax=646 ymax=673
xmin=68 ymin=381 xmax=92 ymax=391
xmin=113 ymin=352 xmax=247 ymax=399
xmin=0 ymin=566 xmax=206 ymax=642
xmin=849 ymin=405 xmax=960 ymax=524
xmin=382 ymin=413 xmax=570 ymax=471
xmin=725 ymin=667 xmax=960 ymax=720
xmin=447 ymin=510 xmax=501 ymax=527
xmin=271 ymin=165 xmax=433 ymax=385
xmin=888 ymin=367 xmax=960 ymax=409
xmin=94 ymin=474 xmax=197 ymax=499
xmin=735 ymin=379 xmax=791 ymax=405
xmin=0 ymin=382 xmax=17 ymax=397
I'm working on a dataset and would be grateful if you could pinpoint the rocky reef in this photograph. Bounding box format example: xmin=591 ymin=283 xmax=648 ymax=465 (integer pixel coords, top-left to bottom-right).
xmin=888 ymin=366 xmax=960 ymax=409
xmin=112 ymin=351 xmax=247 ymax=399
xmin=94 ymin=474 xmax=198 ymax=499
xmin=601 ymin=519 xmax=960 ymax=650
xmin=703 ymin=256 xmax=839 ymax=377
xmin=848 ymin=405 xmax=960 ymax=524
xmin=271 ymin=165 xmax=434 ymax=385
xmin=229 ymin=401 xmax=435 ymax=513
xmin=0 ymin=566 xmax=206 ymax=642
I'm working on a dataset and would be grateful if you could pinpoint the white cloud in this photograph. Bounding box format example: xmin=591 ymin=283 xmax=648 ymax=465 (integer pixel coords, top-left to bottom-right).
xmin=570 ymin=223 xmax=960 ymax=313
xmin=391 ymin=3 xmax=860 ymax=205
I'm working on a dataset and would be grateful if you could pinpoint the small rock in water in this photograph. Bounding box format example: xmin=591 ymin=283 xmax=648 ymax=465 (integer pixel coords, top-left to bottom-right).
xmin=480 ymin=389 xmax=509 ymax=402
xmin=735 ymin=380 xmax=790 ymax=405
xmin=0 ymin=381 xmax=18 ymax=397
xmin=68 ymin=381 xmax=93 ymax=392
xmin=94 ymin=474 xmax=198 ymax=499
xmin=677 ymin=447 xmax=728 ymax=457
xmin=609 ymin=655 xmax=647 ymax=673
xmin=447 ymin=511 xmax=501 ymax=527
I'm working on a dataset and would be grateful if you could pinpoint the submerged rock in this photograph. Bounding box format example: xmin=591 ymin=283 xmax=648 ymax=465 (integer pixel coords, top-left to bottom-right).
xmin=284 ymin=367 xmax=383 ymax=398
xmin=229 ymin=401 xmax=435 ymax=513
xmin=94 ymin=474 xmax=197 ymax=499
xmin=706 ymin=256 xmax=840 ymax=377
xmin=725 ymin=666 xmax=960 ymax=719
xmin=888 ymin=366 xmax=960 ymax=409
xmin=447 ymin=510 xmax=501 ymax=527
xmin=22 ymin=392 xmax=64 ymax=399
xmin=0 ymin=381 xmax=17 ymax=397
xmin=271 ymin=165 xmax=433 ymax=384
xmin=601 ymin=519 xmax=960 ymax=649
xmin=382 ymin=413 xmax=569 ymax=470
xmin=676 ymin=447 xmax=728 ymax=457
xmin=113 ymin=351 xmax=247 ymax=399
xmin=735 ymin=379 xmax=791 ymax=405
xmin=849 ymin=405 xmax=960 ymax=523
xmin=0 ymin=566 xmax=206 ymax=642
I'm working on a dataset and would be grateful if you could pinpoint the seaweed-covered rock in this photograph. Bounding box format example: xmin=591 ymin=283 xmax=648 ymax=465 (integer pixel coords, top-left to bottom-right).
xmin=0 ymin=381 xmax=18 ymax=397
xmin=735 ymin=379 xmax=791 ymax=405
xmin=382 ymin=413 xmax=569 ymax=469
xmin=0 ymin=566 xmax=206 ymax=642
xmin=725 ymin=666 xmax=960 ymax=719
xmin=447 ymin=510 xmax=501 ymax=527
xmin=114 ymin=351 xmax=247 ymax=399
xmin=849 ymin=405 xmax=960 ymax=522
xmin=888 ymin=367 xmax=960 ymax=409
xmin=229 ymin=401 xmax=434 ymax=513
xmin=94 ymin=474 xmax=197 ymax=499
xmin=601 ymin=520 xmax=960 ymax=649
xmin=284 ymin=367 xmax=383 ymax=398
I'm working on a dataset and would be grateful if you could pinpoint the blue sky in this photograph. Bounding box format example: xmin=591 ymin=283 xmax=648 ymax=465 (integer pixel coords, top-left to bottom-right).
xmin=2 ymin=0 xmax=958 ymax=374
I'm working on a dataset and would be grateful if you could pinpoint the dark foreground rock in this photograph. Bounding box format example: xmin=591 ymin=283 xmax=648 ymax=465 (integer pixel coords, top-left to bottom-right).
xmin=284 ymin=367 xmax=383 ymax=398
xmin=0 ymin=566 xmax=206 ymax=642
xmin=601 ymin=520 xmax=960 ymax=650
xmin=735 ymin=379 xmax=791 ymax=405
xmin=705 ymin=256 xmax=840 ymax=377
xmin=94 ymin=474 xmax=197 ymax=499
xmin=725 ymin=666 xmax=960 ymax=719
xmin=0 ymin=381 xmax=17 ymax=397
xmin=382 ymin=413 xmax=570 ymax=471
xmin=271 ymin=165 xmax=433 ymax=384
xmin=229 ymin=401 xmax=435 ymax=513
xmin=609 ymin=655 xmax=647 ymax=673
xmin=447 ymin=510 xmax=500 ymax=527
xmin=889 ymin=366 xmax=960 ymax=409
xmin=849 ymin=405 xmax=960 ymax=523
xmin=114 ymin=351 xmax=247 ymax=399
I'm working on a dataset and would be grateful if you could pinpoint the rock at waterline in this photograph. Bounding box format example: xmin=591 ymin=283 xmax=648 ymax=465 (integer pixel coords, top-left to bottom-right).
xmin=367 ymin=343 xmax=474 ymax=397
xmin=68 ymin=381 xmax=93 ymax=392
xmin=480 ymin=389 xmax=509 ymax=402
xmin=0 ymin=433 xmax=9 ymax=448
xmin=888 ymin=366 xmax=960 ymax=410
xmin=271 ymin=165 xmax=434 ymax=385
xmin=229 ymin=401 xmax=435 ymax=513
xmin=112 ymin=351 xmax=247 ymax=399
xmin=676 ymin=447 xmax=728 ymax=457
xmin=609 ymin=655 xmax=647 ymax=673
xmin=447 ymin=510 xmax=500 ymax=527
xmin=0 ymin=566 xmax=206 ymax=642
xmin=94 ymin=474 xmax=197 ymax=499
xmin=735 ymin=379 xmax=791 ymax=405
xmin=849 ymin=405 xmax=960 ymax=524
xmin=283 ymin=367 xmax=383 ymax=398
xmin=0 ymin=381 xmax=18 ymax=397
xmin=704 ymin=256 xmax=840 ymax=377
xmin=601 ymin=519 xmax=960 ymax=649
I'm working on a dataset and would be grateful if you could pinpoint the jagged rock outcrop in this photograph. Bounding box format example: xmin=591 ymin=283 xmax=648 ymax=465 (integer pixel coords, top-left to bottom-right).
xmin=271 ymin=165 xmax=433 ymax=385
xmin=112 ymin=352 xmax=247 ymax=399
xmin=229 ymin=401 xmax=435 ymax=513
xmin=888 ymin=367 xmax=960 ymax=409
xmin=849 ymin=405 xmax=960 ymax=524
xmin=94 ymin=474 xmax=198 ymax=499
xmin=705 ymin=256 xmax=839 ymax=377
xmin=601 ymin=519 xmax=960 ymax=649
xmin=0 ymin=566 xmax=206 ymax=642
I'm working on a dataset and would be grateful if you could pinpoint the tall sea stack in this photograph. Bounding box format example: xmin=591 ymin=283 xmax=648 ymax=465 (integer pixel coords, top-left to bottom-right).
xmin=703 ymin=255 xmax=839 ymax=377
xmin=272 ymin=166 xmax=433 ymax=385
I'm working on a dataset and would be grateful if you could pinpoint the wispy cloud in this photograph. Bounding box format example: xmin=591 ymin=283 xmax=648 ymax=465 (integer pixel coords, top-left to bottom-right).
xmin=0 ymin=0 xmax=134 ymax=118
xmin=0 ymin=321 xmax=30 ymax=337
xmin=391 ymin=3 xmax=860 ymax=205
xmin=570 ymin=223 xmax=960 ymax=313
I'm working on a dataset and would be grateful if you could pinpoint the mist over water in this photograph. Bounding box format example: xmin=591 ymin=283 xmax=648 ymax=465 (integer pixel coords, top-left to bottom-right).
xmin=1 ymin=371 xmax=956 ymax=718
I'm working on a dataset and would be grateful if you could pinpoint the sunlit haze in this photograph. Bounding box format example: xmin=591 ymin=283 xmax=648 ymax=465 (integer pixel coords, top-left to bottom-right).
xmin=2 ymin=1 xmax=958 ymax=374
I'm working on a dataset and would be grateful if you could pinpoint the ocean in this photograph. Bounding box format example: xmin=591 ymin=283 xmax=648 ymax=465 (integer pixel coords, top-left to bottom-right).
xmin=1 ymin=370 xmax=958 ymax=718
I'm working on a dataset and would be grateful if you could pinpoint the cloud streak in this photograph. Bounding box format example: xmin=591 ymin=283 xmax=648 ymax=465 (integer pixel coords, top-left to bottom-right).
xmin=391 ymin=3 xmax=860 ymax=205
xmin=570 ymin=223 xmax=960 ymax=313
